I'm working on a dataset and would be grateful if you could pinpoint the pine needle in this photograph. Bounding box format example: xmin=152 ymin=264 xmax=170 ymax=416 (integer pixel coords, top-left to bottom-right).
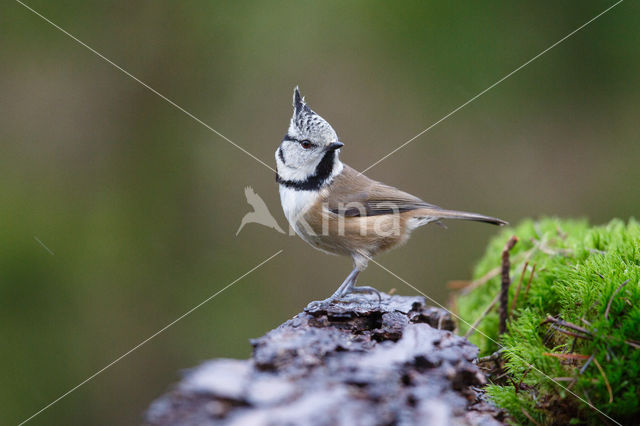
xmin=509 ymin=261 xmax=529 ymax=319
xmin=604 ymin=279 xmax=630 ymax=320
xmin=464 ymin=291 xmax=500 ymax=339
xmin=523 ymin=262 xmax=537 ymax=297
xmin=542 ymin=352 xmax=590 ymax=360
xmin=520 ymin=407 xmax=542 ymax=426
xmin=592 ymin=357 xmax=613 ymax=404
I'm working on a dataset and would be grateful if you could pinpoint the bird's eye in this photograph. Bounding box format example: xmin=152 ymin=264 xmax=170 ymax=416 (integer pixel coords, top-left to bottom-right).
xmin=300 ymin=140 xmax=313 ymax=149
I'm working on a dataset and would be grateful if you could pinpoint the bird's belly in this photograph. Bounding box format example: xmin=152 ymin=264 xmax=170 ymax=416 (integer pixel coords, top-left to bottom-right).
xmin=302 ymin=207 xmax=413 ymax=257
xmin=279 ymin=186 xmax=418 ymax=257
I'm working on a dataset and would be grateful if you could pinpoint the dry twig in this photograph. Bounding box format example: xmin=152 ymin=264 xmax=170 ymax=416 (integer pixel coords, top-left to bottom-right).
xmin=456 ymin=248 xmax=535 ymax=295
xmin=499 ymin=236 xmax=518 ymax=335
xmin=541 ymin=316 xmax=640 ymax=351
xmin=518 ymin=367 xmax=531 ymax=389
xmin=625 ymin=340 xmax=640 ymax=350
xmin=541 ymin=316 xmax=591 ymax=336
xmin=555 ymin=328 xmax=593 ymax=340
xmin=464 ymin=291 xmax=500 ymax=339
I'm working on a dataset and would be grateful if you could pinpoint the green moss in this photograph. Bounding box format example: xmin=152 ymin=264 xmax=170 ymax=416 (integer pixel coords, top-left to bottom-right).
xmin=457 ymin=218 xmax=640 ymax=425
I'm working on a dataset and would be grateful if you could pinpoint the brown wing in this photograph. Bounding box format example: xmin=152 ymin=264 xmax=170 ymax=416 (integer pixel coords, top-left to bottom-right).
xmin=325 ymin=165 xmax=507 ymax=226
xmin=325 ymin=165 xmax=439 ymax=217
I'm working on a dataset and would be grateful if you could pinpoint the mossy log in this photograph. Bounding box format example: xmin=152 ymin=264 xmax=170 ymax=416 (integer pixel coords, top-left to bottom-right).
xmin=145 ymin=294 xmax=502 ymax=425
xmin=457 ymin=218 xmax=640 ymax=424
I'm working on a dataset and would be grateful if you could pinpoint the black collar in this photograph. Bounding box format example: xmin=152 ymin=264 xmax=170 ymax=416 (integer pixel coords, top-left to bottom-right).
xmin=276 ymin=151 xmax=336 ymax=191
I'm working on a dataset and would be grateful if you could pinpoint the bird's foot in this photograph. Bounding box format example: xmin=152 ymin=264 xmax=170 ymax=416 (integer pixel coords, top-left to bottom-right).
xmin=311 ymin=285 xmax=382 ymax=307
xmin=305 ymin=296 xmax=339 ymax=311
xmin=345 ymin=285 xmax=382 ymax=306
xmin=305 ymin=277 xmax=382 ymax=311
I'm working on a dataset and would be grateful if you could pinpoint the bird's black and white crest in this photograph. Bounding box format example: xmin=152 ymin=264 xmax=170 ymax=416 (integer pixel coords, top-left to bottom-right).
xmin=288 ymin=87 xmax=338 ymax=145
xmin=275 ymin=87 xmax=344 ymax=188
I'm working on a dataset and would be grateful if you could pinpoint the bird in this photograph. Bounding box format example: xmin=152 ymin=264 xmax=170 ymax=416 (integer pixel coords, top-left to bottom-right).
xmin=275 ymin=87 xmax=506 ymax=304
xmin=236 ymin=186 xmax=286 ymax=236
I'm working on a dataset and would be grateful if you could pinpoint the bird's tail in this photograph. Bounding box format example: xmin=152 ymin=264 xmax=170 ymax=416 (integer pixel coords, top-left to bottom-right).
xmin=414 ymin=207 xmax=507 ymax=226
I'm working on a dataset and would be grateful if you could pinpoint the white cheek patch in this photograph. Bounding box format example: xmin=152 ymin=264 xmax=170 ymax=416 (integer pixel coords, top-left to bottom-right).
xmin=276 ymin=142 xmax=323 ymax=182
xmin=277 ymin=160 xmax=318 ymax=182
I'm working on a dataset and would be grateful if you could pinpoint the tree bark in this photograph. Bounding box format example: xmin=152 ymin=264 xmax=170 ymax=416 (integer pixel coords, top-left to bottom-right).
xmin=145 ymin=294 xmax=503 ymax=425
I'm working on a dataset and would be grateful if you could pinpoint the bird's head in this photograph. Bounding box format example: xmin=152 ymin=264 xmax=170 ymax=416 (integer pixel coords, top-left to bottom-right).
xmin=275 ymin=87 xmax=344 ymax=181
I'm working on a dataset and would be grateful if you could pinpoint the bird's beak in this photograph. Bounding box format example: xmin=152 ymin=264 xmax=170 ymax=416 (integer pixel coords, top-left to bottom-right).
xmin=325 ymin=141 xmax=344 ymax=152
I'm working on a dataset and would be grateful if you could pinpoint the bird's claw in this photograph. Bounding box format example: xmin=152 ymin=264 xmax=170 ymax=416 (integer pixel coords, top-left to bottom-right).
xmin=347 ymin=285 xmax=382 ymax=306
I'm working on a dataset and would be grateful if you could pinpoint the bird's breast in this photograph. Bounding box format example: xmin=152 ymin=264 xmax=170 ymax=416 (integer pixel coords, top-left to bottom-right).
xmin=278 ymin=185 xmax=320 ymax=232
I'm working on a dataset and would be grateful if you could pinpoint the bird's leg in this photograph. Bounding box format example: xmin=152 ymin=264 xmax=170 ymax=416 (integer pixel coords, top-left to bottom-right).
xmin=329 ymin=268 xmax=360 ymax=299
xmin=334 ymin=267 xmax=382 ymax=305
xmin=341 ymin=255 xmax=383 ymax=304
xmin=307 ymin=266 xmax=381 ymax=310
xmin=306 ymin=268 xmax=359 ymax=309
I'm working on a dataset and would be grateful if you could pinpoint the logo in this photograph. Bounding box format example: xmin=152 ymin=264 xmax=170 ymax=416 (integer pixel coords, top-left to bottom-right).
xmin=236 ymin=187 xmax=405 ymax=238
xmin=236 ymin=187 xmax=286 ymax=235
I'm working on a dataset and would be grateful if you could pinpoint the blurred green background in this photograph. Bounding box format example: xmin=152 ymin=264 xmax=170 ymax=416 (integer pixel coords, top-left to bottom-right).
xmin=1 ymin=1 xmax=639 ymax=424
